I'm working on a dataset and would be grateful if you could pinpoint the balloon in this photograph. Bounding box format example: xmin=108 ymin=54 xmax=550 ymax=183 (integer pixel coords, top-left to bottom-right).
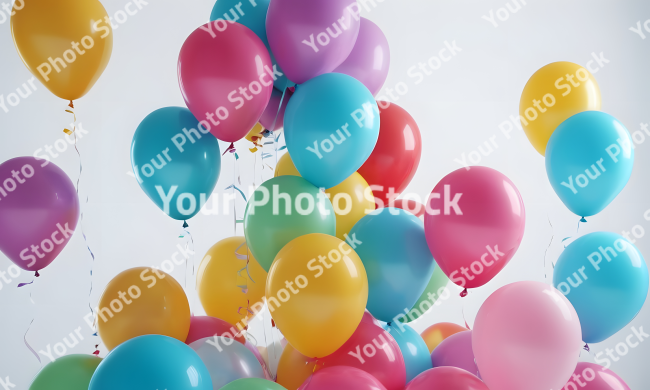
xmin=266 ymin=0 xmax=360 ymax=84
xmin=384 ymin=323 xmax=432 ymax=382
xmin=244 ymin=341 xmax=272 ymax=380
xmin=333 ymin=18 xmax=390 ymax=96
xmin=245 ymin=123 xmax=265 ymax=144
xmin=284 ymin=73 xmax=380 ymax=189
xmin=276 ymin=343 xmax=317 ymax=390
xmin=29 ymin=355 xmax=101 ymax=390
xmin=11 ymin=0 xmax=113 ymax=101
xmin=0 ymin=157 xmax=79 ymax=273
xmin=185 ymin=316 xmax=246 ymax=345
xmin=196 ymin=237 xmax=267 ymax=327
xmin=401 ymin=265 xmax=450 ymax=323
xmin=358 ymin=102 xmax=422 ymax=207
xmin=349 ymin=208 xmax=435 ymax=322
xmin=178 ymin=22 xmax=273 ymax=142
xmin=563 ymin=363 xmax=630 ymax=390
xmin=405 ymin=367 xmax=489 ymax=390
xmin=424 ymin=166 xmax=525 ymax=289
xmin=519 ymin=61 xmax=601 ymax=155
xmin=190 ymin=336 xmax=266 ymax=389
xmin=97 ymin=267 xmax=190 ymax=350
xmin=361 ymin=310 xmax=383 ymax=326
xmin=430 ymin=330 xmax=478 ymax=376
xmin=266 ymin=233 xmax=368 ymax=358
xmin=243 ymin=176 xmax=336 ymax=271
xmin=299 ymin=366 xmax=387 ymax=390
xmin=392 ymin=199 xmax=426 ymax=218
xmin=131 ymin=107 xmax=221 ymax=221
xmin=274 ymin=153 xmax=301 ymax=178
xmin=260 ymin=88 xmax=293 ymax=131
xmin=553 ymin=232 xmax=648 ymax=343
xmin=221 ymin=378 xmax=287 ymax=390
xmin=546 ymin=111 xmax=634 ymax=218
xmin=472 ymin=281 xmax=583 ymax=390
xmin=420 ymin=323 xmax=468 ymax=353
xmin=89 ymin=335 xmax=212 ymax=390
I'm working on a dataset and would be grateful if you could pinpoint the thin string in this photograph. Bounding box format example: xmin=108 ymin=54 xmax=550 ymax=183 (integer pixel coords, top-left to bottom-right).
xmin=544 ymin=215 xmax=554 ymax=282
xmin=20 ymin=283 xmax=41 ymax=369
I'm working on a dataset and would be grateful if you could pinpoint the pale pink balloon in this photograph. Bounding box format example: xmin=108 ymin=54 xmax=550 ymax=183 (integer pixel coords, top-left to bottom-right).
xmin=430 ymin=330 xmax=478 ymax=376
xmin=244 ymin=340 xmax=273 ymax=380
xmin=472 ymin=281 xmax=583 ymax=390
xmin=299 ymin=366 xmax=387 ymax=390
xmin=424 ymin=166 xmax=525 ymax=289
xmin=405 ymin=367 xmax=488 ymax=390
xmin=563 ymin=363 xmax=630 ymax=390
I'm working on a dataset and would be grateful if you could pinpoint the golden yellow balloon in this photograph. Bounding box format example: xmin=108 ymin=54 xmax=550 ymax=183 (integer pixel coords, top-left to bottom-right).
xmin=276 ymin=344 xmax=317 ymax=390
xmin=519 ymin=61 xmax=601 ymax=155
xmin=97 ymin=267 xmax=190 ymax=351
xmin=196 ymin=237 xmax=267 ymax=328
xmin=245 ymin=123 xmax=265 ymax=143
xmin=11 ymin=0 xmax=113 ymax=101
xmin=266 ymin=233 xmax=368 ymax=358
xmin=274 ymin=152 xmax=301 ymax=178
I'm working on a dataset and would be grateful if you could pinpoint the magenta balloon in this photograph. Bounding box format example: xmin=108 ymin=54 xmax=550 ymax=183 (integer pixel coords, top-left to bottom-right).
xmin=424 ymin=166 xmax=525 ymax=289
xmin=430 ymin=330 xmax=478 ymax=376
xmin=405 ymin=367 xmax=488 ymax=390
xmin=178 ymin=22 xmax=273 ymax=142
xmin=299 ymin=366 xmax=387 ymax=390
xmin=472 ymin=281 xmax=583 ymax=390
xmin=259 ymin=87 xmax=293 ymax=131
xmin=563 ymin=363 xmax=630 ymax=390
xmin=360 ymin=310 xmax=382 ymax=326
xmin=266 ymin=0 xmax=361 ymax=84
xmin=0 ymin=157 xmax=79 ymax=273
xmin=333 ymin=18 xmax=390 ymax=96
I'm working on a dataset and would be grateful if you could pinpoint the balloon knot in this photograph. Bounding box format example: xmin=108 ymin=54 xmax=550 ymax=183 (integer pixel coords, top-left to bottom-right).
xmin=271 ymin=319 xmax=276 ymax=328
xmin=93 ymin=350 xmax=100 ymax=356
xmin=35 ymin=271 xmax=40 ymax=277
xmin=460 ymin=288 xmax=468 ymax=298
xmin=182 ymin=221 xmax=188 ymax=228
xmin=580 ymin=217 xmax=587 ymax=223
xmin=583 ymin=343 xmax=590 ymax=352
xmin=68 ymin=100 xmax=74 ymax=109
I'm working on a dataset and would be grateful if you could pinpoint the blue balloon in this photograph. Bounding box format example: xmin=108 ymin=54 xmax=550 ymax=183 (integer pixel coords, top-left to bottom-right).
xmin=383 ymin=322 xmax=432 ymax=382
xmin=131 ymin=107 xmax=220 ymax=221
xmin=349 ymin=208 xmax=435 ymax=322
xmin=546 ymin=111 xmax=634 ymax=219
xmin=553 ymin=232 xmax=649 ymax=343
xmin=285 ymin=73 xmax=380 ymax=189
xmin=89 ymin=335 xmax=213 ymax=390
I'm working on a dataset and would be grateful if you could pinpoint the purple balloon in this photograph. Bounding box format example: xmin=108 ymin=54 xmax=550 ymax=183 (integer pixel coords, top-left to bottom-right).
xmin=260 ymin=87 xmax=293 ymax=131
xmin=334 ymin=18 xmax=390 ymax=96
xmin=0 ymin=157 xmax=79 ymax=273
xmin=430 ymin=330 xmax=479 ymax=377
xmin=266 ymin=0 xmax=361 ymax=84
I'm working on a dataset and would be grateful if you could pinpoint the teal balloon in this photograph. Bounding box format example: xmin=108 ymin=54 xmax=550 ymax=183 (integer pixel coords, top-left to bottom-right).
xmin=349 ymin=208 xmax=435 ymax=323
xmin=401 ymin=264 xmax=450 ymax=323
xmin=221 ymin=378 xmax=287 ymax=390
xmin=285 ymin=73 xmax=380 ymax=189
xmin=89 ymin=335 xmax=213 ymax=390
xmin=131 ymin=107 xmax=220 ymax=221
xmin=553 ymin=232 xmax=649 ymax=343
xmin=383 ymin=323 xmax=432 ymax=382
xmin=243 ymin=175 xmax=336 ymax=271
xmin=546 ymin=111 xmax=634 ymax=218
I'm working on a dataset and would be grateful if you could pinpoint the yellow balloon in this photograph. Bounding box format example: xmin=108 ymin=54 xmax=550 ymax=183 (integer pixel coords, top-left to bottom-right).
xmin=97 ymin=267 xmax=190 ymax=350
xmin=11 ymin=0 xmax=113 ymax=101
xmin=266 ymin=233 xmax=368 ymax=358
xmin=519 ymin=62 xmax=601 ymax=155
xmin=196 ymin=237 xmax=268 ymax=328
xmin=276 ymin=343 xmax=317 ymax=390
xmin=275 ymin=153 xmax=375 ymax=239
xmin=245 ymin=123 xmax=265 ymax=143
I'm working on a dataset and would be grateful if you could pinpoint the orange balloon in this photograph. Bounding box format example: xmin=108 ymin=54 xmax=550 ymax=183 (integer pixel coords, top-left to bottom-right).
xmin=97 ymin=267 xmax=190 ymax=350
xmin=420 ymin=322 xmax=468 ymax=353
xmin=276 ymin=343 xmax=317 ymax=390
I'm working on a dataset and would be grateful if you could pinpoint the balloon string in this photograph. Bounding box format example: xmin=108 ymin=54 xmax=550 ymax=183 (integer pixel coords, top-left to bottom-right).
xmin=179 ymin=222 xmax=195 ymax=296
xmin=21 ymin=284 xmax=41 ymax=369
xmin=461 ymin=291 xmax=471 ymax=330
xmin=544 ymin=215 xmax=554 ymax=282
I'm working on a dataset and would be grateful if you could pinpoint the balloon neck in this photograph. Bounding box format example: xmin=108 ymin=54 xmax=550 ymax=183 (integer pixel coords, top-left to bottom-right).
xmin=583 ymin=343 xmax=590 ymax=352
xmin=182 ymin=220 xmax=188 ymax=228
xmin=34 ymin=271 xmax=40 ymax=277
xmin=68 ymin=100 xmax=74 ymax=109
xmin=460 ymin=288 xmax=468 ymax=298
xmin=93 ymin=344 xmax=100 ymax=356
xmin=580 ymin=217 xmax=587 ymax=223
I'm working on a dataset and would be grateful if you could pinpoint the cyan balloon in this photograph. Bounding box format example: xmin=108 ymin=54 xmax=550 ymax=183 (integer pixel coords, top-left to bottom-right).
xmin=402 ymin=264 xmax=450 ymax=323
xmin=284 ymin=73 xmax=380 ymax=189
xmin=131 ymin=107 xmax=220 ymax=221
xmin=221 ymin=378 xmax=287 ymax=390
xmin=89 ymin=335 xmax=213 ymax=390
xmin=349 ymin=208 xmax=435 ymax=322
xmin=553 ymin=232 xmax=649 ymax=343
xmin=384 ymin=322 xmax=432 ymax=382
xmin=546 ymin=111 xmax=634 ymax=219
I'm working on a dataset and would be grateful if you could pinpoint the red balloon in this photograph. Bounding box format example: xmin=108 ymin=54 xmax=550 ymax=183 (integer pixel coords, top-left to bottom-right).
xmin=299 ymin=366 xmax=387 ymax=390
xmin=358 ymin=102 xmax=422 ymax=208
xmin=178 ymin=22 xmax=273 ymax=142
xmin=185 ymin=316 xmax=246 ymax=345
xmin=392 ymin=199 xmax=425 ymax=217
xmin=405 ymin=367 xmax=489 ymax=390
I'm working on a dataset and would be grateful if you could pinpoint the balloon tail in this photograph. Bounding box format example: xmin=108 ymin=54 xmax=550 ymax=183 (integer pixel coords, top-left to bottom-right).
xmin=460 ymin=288 xmax=468 ymax=298
xmin=93 ymin=344 xmax=100 ymax=356
xmin=182 ymin=220 xmax=188 ymax=228
xmin=580 ymin=217 xmax=587 ymax=223
xmin=34 ymin=271 xmax=39 ymax=277
xmin=21 ymin=283 xmax=41 ymax=370
xmin=583 ymin=343 xmax=590 ymax=352
xmin=543 ymin=215 xmax=554 ymax=282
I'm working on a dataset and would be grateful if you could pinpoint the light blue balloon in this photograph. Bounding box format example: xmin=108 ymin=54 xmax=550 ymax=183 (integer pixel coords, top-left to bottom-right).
xmin=131 ymin=107 xmax=220 ymax=221
xmin=553 ymin=232 xmax=649 ymax=343
xmin=349 ymin=208 xmax=435 ymax=323
xmin=383 ymin=323 xmax=432 ymax=382
xmin=89 ymin=335 xmax=213 ymax=390
xmin=546 ymin=111 xmax=634 ymax=219
xmin=285 ymin=73 xmax=380 ymax=189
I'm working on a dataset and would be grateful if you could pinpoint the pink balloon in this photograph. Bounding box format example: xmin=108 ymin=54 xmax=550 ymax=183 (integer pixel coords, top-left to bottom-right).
xmin=424 ymin=166 xmax=525 ymax=289
xmin=178 ymin=22 xmax=273 ymax=142
xmin=361 ymin=310 xmax=382 ymax=326
xmin=333 ymin=18 xmax=390 ymax=96
xmin=299 ymin=366 xmax=387 ymax=390
xmin=0 ymin=157 xmax=79 ymax=273
xmin=318 ymin=321 xmax=406 ymax=390
xmin=259 ymin=87 xmax=293 ymax=131
xmin=185 ymin=316 xmax=246 ymax=345
xmin=430 ymin=330 xmax=478 ymax=376
xmin=405 ymin=367 xmax=489 ymax=390
xmin=563 ymin=363 xmax=630 ymax=390
xmin=266 ymin=0 xmax=361 ymax=84
xmin=244 ymin=340 xmax=273 ymax=381
xmin=472 ymin=281 xmax=583 ymax=390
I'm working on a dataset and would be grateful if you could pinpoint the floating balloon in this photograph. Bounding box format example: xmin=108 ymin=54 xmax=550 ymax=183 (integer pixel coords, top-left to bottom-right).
xmin=361 ymin=310 xmax=383 ymax=326
xmin=562 ymin=363 xmax=630 ymax=390
xmin=185 ymin=316 xmax=246 ymax=345
xmin=276 ymin=344 xmax=318 ymax=390
xmin=420 ymin=323 xmax=468 ymax=353
xmin=274 ymin=153 xmax=301 ymax=178
xmin=430 ymin=331 xmax=478 ymax=377
xmin=553 ymin=232 xmax=648 ymax=343
xmin=384 ymin=323 xmax=432 ymax=382
xmin=260 ymin=88 xmax=293 ymax=131
xmin=546 ymin=111 xmax=634 ymax=219
xmin=284 ymin=73 xmax=380 ymax=189
xmin=401 ymin=266 xmax=450 ymax=323
xmin=299 ymin=366 xmax=387 ymax=390
xmin=221 ymin=378 xmax=288 ymax=390
xmin=424 ymin=167 xmax=525 ymax=289
xmin=472 ymin=281 xmax=583 ymax=390
xmin=519 ymin=61 xmax=601 ymax=155
xmin=30 ymin=355 xmax=101 ymax=390
xmin=405 ymin=367 xmax=489 ymax=390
